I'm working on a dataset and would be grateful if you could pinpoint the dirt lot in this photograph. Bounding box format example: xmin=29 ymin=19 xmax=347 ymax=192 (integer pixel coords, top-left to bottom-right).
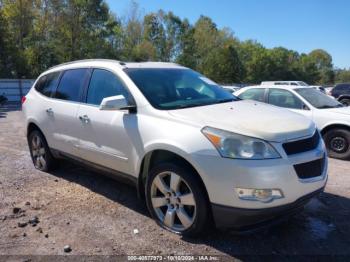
xmin=1 ymin=107 xmax=350 ymax=259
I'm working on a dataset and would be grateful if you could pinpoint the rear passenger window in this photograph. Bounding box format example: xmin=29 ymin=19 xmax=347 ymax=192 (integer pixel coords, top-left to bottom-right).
xmin=86 ymin=69 xmax=130 ymax=106
xmin=34 ymin=72 xmax=61 ymax=97
xmin=55 ymin=69 xmax=88 ymax=102
xmin=238 ymin=88 xmax=266 ymax=102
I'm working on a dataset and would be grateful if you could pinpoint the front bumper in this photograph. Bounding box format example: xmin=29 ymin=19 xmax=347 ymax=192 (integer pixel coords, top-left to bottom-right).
xmin=212 ymin=187 xmax=324 ymax=230
xmin=191 ymin=138 xmax=328 ymax=209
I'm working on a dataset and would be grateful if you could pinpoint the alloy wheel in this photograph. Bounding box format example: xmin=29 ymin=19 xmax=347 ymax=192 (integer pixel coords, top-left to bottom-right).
xmin=150 ymin=171 xmax=196 ymax=232
xmin=330 ymin=136 xmax=348 ymax=153
xmin=31 ymin=134 xmax=47 ymax=170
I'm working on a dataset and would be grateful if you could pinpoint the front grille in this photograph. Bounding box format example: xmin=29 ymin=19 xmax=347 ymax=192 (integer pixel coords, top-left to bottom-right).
xmin=293 ymin=155 xmax=326 ymax=179
xmin=283 ymin=132 xmax=320 ymax=155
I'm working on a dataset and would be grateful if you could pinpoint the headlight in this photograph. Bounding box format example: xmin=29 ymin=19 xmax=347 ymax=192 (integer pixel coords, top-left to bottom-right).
xmin=201 ymin=126 xmax=281 ymax=159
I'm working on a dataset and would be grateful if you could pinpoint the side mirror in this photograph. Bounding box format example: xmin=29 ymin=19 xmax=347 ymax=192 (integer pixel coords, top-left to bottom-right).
xmin=99 ymin=95 xmax=129 ymax=111
xmin=302 ymin=104 xmax=310 ymax=110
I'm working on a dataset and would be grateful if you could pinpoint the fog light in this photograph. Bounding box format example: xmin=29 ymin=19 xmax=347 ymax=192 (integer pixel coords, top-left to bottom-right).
xmin=253 ymin=189 xmax=272 ymax=201
xmin=235 ymin=188 xmax=283 ymax=203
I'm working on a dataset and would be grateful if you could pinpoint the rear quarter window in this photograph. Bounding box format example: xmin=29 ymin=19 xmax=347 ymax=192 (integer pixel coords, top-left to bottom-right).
xmin=34 ymin=71 xmax=61 ymax=97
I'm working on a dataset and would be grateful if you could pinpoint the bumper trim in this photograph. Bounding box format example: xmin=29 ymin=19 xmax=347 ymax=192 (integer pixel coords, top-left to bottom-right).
xmin=211 ymin=187 xmax=324 ymax=231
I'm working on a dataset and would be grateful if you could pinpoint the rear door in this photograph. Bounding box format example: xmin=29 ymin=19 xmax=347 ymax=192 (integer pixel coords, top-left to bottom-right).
xmin=76 ymin=68 xmax=136 ymax=175
xmin=49 ymin=68 xmax=90 ymax=156
xmin=32 ymin=71 xmax=61 ymax=147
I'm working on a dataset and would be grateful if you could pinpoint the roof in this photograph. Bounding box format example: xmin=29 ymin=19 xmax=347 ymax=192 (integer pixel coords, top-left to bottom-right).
xmin=47 ymin=59 xmax=184 ymax=72
xmin=123 ymin=62 xmax=185 ymax=69
xmin=244 ymin=85 xmax=313 ymax=90
xmin=261 ymin=81 xmax=307 ymax=86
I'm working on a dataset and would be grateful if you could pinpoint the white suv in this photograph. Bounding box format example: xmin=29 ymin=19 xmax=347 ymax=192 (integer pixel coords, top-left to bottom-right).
xmin=23 ymin=60 xmax=327 ymax=236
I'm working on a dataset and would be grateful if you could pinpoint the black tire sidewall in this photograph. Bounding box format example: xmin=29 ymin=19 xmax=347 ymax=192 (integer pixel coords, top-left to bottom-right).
xmin=340 ymin=99 xmax=350 ymax=106
xmin=145 ymin=162 xmax=209 ymax=237
xmin=324 ymin=129 xmax=350 ymax=160
xmin=28 ymin=130 xmax=55 ymax=172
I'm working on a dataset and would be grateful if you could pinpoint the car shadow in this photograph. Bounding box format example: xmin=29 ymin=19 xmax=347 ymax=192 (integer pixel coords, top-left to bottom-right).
xmin=0 ymin=102 xmax=21 ymax=118
xmin=49 ymin=160 xmax=149 ymax=217
xmin=48 ymin=161 xmax=350 ymax=256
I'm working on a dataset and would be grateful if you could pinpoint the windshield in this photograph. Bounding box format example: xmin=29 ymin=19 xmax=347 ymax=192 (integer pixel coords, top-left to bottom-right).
xmin=295 ymin=88 xmax=343 ymax=109
xmin=124 ymin=68 xmax=238 ymax=110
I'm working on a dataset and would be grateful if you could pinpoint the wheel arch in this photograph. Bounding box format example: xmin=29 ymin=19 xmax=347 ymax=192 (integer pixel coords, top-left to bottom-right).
xmin=338 ymin=95 xmax=350 ymax=101
xmin=320 ymin=123 xmax=350 ymax=136
xmin=137 ymin=148 xmax=210 ymax=208
xmin=27 ymin=122 xmax=44 ymax=138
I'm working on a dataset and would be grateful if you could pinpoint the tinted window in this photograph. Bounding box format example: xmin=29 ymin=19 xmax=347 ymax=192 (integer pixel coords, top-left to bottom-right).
xmin=34 ymin=76 xmax=47 ymax=94
xmin=125 ymin=68 xmax=237 ymax=110
xmin=87 ymin=69 xmax=130 ymax=106
xmin=268 ymin=89 xmax=303 ymax=109
xmin=55 ymin=69 xmax=88 ymax=102
xmin=34 ymin=72 xmax=61 ymax=97
xmin=238 ymin=88 xmax=266 ymax=102
xmin=295 ymin=88 xmax=343 ymax=109
xmin=334 ymin=84 xmax=350 ymax=91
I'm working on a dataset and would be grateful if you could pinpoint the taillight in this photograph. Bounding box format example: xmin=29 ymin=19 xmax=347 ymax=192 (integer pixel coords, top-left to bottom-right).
xmin=21 ymin=96 xmax=26 ymax=104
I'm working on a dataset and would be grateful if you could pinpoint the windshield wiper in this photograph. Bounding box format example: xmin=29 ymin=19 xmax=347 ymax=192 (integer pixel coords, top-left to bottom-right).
xmin=216 ymin=98 xmax=236 ymax=103
xmin=173 ymin=98 xmax=236 ymax=109
xmin=318 ymin=105 xmax=338 ymax=109
xmin=176 ymin=102 xmax=207 ymax=109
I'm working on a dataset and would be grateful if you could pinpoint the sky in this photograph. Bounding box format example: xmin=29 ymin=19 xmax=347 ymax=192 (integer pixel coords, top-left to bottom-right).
xmin=106 ymin=0 xmax=350 ymax=69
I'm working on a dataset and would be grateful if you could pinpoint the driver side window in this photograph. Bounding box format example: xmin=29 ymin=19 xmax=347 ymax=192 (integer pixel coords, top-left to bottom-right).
xmin=86 ymin=69 xmax=130 ymax=106
xmin=268 ymin=89 xmax=304 ymax=109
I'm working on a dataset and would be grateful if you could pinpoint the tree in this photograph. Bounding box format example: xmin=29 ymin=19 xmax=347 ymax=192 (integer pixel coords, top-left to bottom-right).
xmin=0 ymin=0 xmax=342 ymax=85
xmin=201 ymin=43 xmax=244 ymax=84
xmin=0 ymin=7 xmax=16 ymax=77
xmin=121 ymin=1 xmax=144 ymax=61
xmin=308 ymin=49 xmax=334 ymax=84
xmin=176 ymin=19 xmax=196 ymax=69
xmin=1 ymin=0 xmax=37 ymax=77
xmin=335 ymin=69 xmax=350 ymax=83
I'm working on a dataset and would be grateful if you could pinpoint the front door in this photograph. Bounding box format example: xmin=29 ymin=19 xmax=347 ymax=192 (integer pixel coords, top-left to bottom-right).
xmin=76 ymin=68 xmax=136 ymax=175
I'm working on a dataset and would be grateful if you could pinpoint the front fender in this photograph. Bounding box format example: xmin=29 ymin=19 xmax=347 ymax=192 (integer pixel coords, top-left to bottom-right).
xmin=135 ymin=140 xmax=199 ymax=177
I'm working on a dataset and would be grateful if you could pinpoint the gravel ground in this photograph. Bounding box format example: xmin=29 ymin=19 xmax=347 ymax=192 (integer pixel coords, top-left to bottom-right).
xmin=0 ymin=107 xmax=350 ymax=258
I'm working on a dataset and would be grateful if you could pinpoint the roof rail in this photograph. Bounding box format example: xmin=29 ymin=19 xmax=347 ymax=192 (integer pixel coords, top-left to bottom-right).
xmin=48 ymin=59 xmax=121 ymax=70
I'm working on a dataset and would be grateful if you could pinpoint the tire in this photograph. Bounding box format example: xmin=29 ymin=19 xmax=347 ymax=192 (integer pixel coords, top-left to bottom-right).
xmin=339 ymin=98 xmax=350 ymax=107
xmin=28 ymin=130 xmax=57 ymax=172
xmin=145 ymin=162 xmax=210 ymax=237
xmin=323 ymin=128 xmax=350 ymax=160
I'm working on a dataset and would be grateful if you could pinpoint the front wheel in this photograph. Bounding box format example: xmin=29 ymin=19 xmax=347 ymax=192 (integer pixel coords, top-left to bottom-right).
xmin=340 ymin=98 xmax=350 ymax=107
xmin=323 ymin=128 xmax=350 ymax=160
xmin=145 ymin=163 xmax=210 ymax=236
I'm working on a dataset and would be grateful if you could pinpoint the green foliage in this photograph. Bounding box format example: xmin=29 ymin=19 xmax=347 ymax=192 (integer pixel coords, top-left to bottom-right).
xmin=335 ymin=69 xmax=350 ymax=83
xmin=0 ymin=0 xmax=342 ymax=85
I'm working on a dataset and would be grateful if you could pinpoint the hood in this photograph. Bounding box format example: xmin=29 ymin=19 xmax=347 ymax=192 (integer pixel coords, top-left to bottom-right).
xmin=325 ymin=106 xmax=350 ymax=115
xmin=168 ymin=100 xmax=315 ymax=142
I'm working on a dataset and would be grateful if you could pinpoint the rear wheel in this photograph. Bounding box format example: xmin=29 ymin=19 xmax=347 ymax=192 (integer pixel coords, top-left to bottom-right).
xmin=323 ymin=128 xmax=350 ymax=160
xmin=145 ymin=163 xmax=209 ymax=236
xmin=28 ymin=130 xmax=57 ymax=171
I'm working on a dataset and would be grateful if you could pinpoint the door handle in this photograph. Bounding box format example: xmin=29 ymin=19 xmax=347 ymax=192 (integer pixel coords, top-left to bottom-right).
xmin=46 ymin=108 xmax=53 ymax=114
xmin=79 ymin=115 xmax=90 ymax=123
